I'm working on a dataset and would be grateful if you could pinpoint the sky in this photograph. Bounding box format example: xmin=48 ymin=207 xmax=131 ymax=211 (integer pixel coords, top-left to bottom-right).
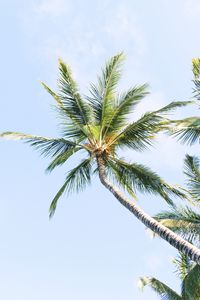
xmin=0 ymin=0 xmax=200 ymax=299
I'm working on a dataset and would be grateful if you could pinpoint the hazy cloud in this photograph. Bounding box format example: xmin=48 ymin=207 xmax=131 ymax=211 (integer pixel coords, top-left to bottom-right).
xmin=34 ymin=0 xmax=70 ymax=17
xmin=183 ymin=0 xmax=200 ymax=17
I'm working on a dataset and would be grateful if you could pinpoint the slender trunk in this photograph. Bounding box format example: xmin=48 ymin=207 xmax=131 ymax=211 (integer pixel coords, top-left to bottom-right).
xmin=96 ymin=154 xmax=200 ymax=265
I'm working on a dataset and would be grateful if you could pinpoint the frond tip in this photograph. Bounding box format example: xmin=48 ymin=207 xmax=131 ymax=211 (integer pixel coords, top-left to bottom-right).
xmin=49 ymin=158 xmax=92 ymax=218
xmin=138 ymin=276 xmax=181 ymax=299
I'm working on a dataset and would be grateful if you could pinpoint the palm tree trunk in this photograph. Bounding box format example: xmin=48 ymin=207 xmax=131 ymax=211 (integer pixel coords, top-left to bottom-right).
xmin=96 ymin=154 xmax=200 ymax=265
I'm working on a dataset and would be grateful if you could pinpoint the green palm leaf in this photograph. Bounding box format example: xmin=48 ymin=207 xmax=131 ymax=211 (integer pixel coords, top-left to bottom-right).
xmin=46 ymin=146 xmax=82 ymax=172
xmin=138 ymin=276 xmax=182 ymax=299
xmin=40 ymin=81 xmax=63 ymax=106
xmin=192 ymin=58 xmax=200 ymax=79
xmin=184 ymin=154 xmax=200 ymax=199
xmin=103 ymin=84 xmax=149 ymax=137
xmin=112 ymin=111 xmax=161 ymax=151
xmin=41 ymin=82 xmax=90 ymax=139
xmin=49 ymin=158 xmax=92 ymax=217
xmin=173 ymin=252 xmax=194 ymax=281
xmin=42 ymin=62 xmax=94 ymax=140
xmin=154 ymin=206 xmax=200 ymax=244
xmin=171 ymin=117 xmax=200 ymax=145
xmin=182 ymin=264 xmax=200 ymax=299
xmin=154 ymin=101 xmax=193 ymax=115
xmin=111 ymin=101 xmax=191 ymax=151
xmin=58 ymin=58 xmax=92 ymax=125
xmin=107 ymin=158 xmax=186 ymax=206
xmin=105 ymin=159 xmax=137 ymax=199
xmin=167 ymin=58 xmax=200 ymax=145
xmin=0 ymin=132 xmax=79 ymax=157
xmin=87 ymin=52 xmax=125 ymax=126
xmin=192 ymin=58 xmax=200 ymax=102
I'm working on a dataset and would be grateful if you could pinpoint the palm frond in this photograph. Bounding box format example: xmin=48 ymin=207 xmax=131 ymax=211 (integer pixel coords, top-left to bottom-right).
xmin=184 ymin=154 xmax=200 ymax=199
xmin=108 ymin=158 xmax=186 ymax=206
xmin=111 ymin=112 xmax=163 ymax=151
xmin=138 ymin=276 xmax=181 ymax=300
xmin=173 ymin=252 xmax=194 ymax=280
xmin=182 ymin=264 xmax=200 ymax=299
xmin=87 ymin=52 xmax=125 ymax=126
xmin=193 ymin=80 xmax=200 ymax=101
xmin=166 ymin=59 xmax=200 ymax=144
xmin=154 ymin=206 xmax=200 ymax=244
xmin=46 ymin=146 xmax=82 ymax=172
xmin=58 ymin=58 xmax=92 ymax=126
xmin=170 ymin=117 xmax=200 ymax=145
xmin=0 ymin=132 xmax=79 ymax=158
xmin=40 ymin=81 xmax=63 ymax=106
xmin=105 ymin=158 xmax=137 ymax=199
xmin=49 ymin=158 xmax=92 ymax=217
xmin=103 ymin=84 xmax=149 ymax=137
xmin=154 ymin=100 xmax=193 ymax=115
xmin=192 ymin=58 xmax=200 ymax=79
xmin=109 ymin=101 xmax=191 ymax=150
xmin=41 ymin=82 xmax=91 ymax=140
xmin=192 ymin=58 xmax=200 ymax=101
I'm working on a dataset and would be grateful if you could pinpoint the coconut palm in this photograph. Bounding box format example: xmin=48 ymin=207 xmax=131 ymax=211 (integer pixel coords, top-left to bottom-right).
xmin=1 ymin=53 xmax=200 ymax=263
xmin=171 ymin=58 xmax=200 ymax=145
xmin=139 ymin=252 xmax=200 ymax=299
xmin=155 ymin=154 xmax=200 ymax=246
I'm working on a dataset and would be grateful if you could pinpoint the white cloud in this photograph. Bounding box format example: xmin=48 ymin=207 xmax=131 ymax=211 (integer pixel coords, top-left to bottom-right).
xmin=103 ymin=4 xmax=146 ymax=56
xmin=34 ymin=0 xmax=69 ymax=17
xmin=183 ymin=0 xmax=200 ymax=17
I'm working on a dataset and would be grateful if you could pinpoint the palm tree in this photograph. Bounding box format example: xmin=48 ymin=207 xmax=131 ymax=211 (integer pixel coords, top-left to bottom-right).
xmin=154 ymin=155 xmax=200 ymax=246
xmin=1 ymin=53 xmax=200 ymax=263
xmin=151 ymin=59 xmax=200 ymax=260
xmin=138 ymin=252 xmax=200 ymax=299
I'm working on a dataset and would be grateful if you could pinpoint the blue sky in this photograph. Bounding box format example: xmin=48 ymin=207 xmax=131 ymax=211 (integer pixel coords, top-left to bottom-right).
xmin=0 ymin=0 xmax=200 ymax=299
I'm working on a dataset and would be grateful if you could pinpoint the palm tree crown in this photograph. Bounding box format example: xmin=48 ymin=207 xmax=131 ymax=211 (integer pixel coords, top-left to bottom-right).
xmin=3 ymin=53 xmax=200 ymax=265
xmin=1 ymin=53 xmax=187 ymax=217
xmin=155 ymin=154 xmax=200 ymax=246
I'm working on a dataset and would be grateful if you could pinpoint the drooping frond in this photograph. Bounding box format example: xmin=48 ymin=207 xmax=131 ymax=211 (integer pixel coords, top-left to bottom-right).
xmin=182 ymin=264 xmax=200 ymax=299
xmin=184 ymin=154 xmax=200 ymax=199
xmin=49 ymin=158 xmax=92 ymax=217
xmin=87 ymin=52 xmax=125 ymax=126
xmin=105 ymin=158 xmax=137 ymax=199
xmin=0 ymin=132 xmax=80 ymax=158
xmin=154 ymin=206 xmax=200 ymax=245
xmin=107 ymin=158 xmax=186 ymax=206
xmin=103 ymin=84 xmax=149 ymax=137
xmin=138 ymin=276 xmax=182 ymax=300
xmin=46 ymin=146 xmax=82 ymax=173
